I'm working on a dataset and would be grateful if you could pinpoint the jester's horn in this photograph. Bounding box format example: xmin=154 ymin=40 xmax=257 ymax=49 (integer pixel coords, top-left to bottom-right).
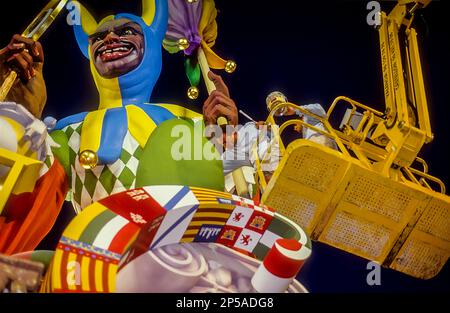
xmin=142 ymin=0 xmax=168 ymax=36
xmin=71 ymin=1 xmax=98 ymax=59
xmin=73 ymin=1 xmax=98 ymax=35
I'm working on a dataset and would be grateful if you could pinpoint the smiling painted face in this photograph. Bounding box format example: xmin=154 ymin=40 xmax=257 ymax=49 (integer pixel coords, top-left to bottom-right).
xmin=89 ymin=18 xmax=145 ymax=79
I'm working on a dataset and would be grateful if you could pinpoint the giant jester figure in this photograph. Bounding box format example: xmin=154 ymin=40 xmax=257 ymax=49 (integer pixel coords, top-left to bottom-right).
xmin=0 ymin=0 xmax=238 ymax=252
xmin=0 ymin=0 xmax=311 ymax=293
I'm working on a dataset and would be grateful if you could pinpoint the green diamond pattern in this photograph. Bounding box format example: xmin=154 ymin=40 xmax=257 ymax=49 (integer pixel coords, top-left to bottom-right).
xmin=117 ymin=166 xmax=134 ymax=190
xmin=68 ymin=147 xmax=77 ymax=165
xmin=83 ymin=170 xmax=99 ymax=198
xmin=121 ymin=149 xmax=132 ymax=164
xmin=75 ymin=123 xmax=83 ymax=134
xmin=74 ymin=174 xmax=83 ymax=205
xmin=133 ymin=147 xmax=143 ymax=159
xmin=64 ymin=126 xmax=74 ymax=138
xmin=63 ymin=122 xmax=143 ymax=210
xmin=98 ymin=167 xmax=117 ymax=195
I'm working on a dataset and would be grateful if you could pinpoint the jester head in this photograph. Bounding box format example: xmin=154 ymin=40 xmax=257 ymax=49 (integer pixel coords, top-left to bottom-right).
xmin=72 ymin=0 xmax=168 ymax=109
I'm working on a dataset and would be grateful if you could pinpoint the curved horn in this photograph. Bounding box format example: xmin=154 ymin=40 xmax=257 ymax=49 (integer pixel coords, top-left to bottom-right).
xmin=71 ymin=1 xmax=98 ymax=59
xmin=76 ymin=1 xmax=98 ymax=35
xmin=142 ymin=0 xmax=168 ymax=34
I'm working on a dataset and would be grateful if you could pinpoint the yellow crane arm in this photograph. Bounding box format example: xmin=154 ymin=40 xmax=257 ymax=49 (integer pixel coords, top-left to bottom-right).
xmin=371 ymin=0 xmax=433 ymax=174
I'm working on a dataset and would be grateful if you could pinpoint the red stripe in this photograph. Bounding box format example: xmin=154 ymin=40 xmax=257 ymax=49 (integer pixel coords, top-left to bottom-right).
xmin=190 ymin=188 xmax=231 ymax=198
xmin=263 ymin=240 xmax=304 ymax=279
xmin=88 ymin=257 xmax=96 ymax=292
xmin=60 ymin=249 xmax=69 ymax=291
xmin=277 ymin=239 xmax=302 ymax=251
xmin=108 ymin=222 xmax=140 ymax=254
xmin=196 ymin=208 xmax=233 ymax=214
xmin=191 ymin=217 xmax=227 ymax=223
xmin=102 ymin=261 xmax=110 ymax=292
xmin=75 ymin=253 xmax=83 ymax=292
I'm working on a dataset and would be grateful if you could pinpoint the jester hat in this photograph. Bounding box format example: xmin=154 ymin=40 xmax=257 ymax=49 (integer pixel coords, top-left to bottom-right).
xmin=56 ymin=0 xmax=175 ymax=165
xmin=73 ymin=0 xmax=169 ymax=107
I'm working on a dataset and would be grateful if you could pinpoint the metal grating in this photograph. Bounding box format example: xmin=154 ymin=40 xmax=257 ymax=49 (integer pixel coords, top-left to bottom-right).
xmin=391 ymin=237 xmax=449 ymax=279
xmin=416 ymin=199 xmax=450 ymax=242
xmin=322 ymin=211 xmax=392 ymax=260
xmin=267 ymin=187 xmax=317 ymax=231
xmin=284 ymin=151 xmax=340 ymax=192
xmin=344 ymin=176 xmax=411 ymax=222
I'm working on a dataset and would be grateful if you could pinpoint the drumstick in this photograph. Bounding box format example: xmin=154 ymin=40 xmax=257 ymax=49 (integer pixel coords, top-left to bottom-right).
xmin=239 ymin=110 xmax=257 ymax=123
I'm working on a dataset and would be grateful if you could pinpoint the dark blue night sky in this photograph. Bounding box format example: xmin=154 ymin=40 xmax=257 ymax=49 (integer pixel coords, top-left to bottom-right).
xmin=1 ymin=0 xmax=449 ymax=292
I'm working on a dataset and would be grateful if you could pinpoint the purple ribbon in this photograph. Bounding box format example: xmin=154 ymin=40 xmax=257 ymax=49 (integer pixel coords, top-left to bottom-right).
xmin=167 ymin=0 xmax=203 ymax=55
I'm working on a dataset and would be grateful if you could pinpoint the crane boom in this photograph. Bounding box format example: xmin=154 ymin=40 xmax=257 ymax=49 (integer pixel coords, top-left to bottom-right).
xmin=371 ymin=0 xmax=433 ymax=175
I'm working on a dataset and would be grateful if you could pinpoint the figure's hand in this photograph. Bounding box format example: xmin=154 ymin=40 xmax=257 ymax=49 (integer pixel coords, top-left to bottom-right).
xmin=203 ymin=71 xmax=238 ymax=126
xmin=0 ymin=34 xmax=47 ymax=118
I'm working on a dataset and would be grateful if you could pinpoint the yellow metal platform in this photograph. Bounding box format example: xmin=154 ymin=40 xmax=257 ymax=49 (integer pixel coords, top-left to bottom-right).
xmin=261 ymin=139 xmax=449 ymax=279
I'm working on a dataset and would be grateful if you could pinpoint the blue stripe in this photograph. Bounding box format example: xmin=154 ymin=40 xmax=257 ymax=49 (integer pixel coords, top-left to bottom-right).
xmin=150 ymin=204 xmax=199 ymax=250
xmin=97 ymin=108 xmax=128 ymax=164
xmin=60 ymin=236 xmax=122 ymax=260
xmin=54 ymin=112 xmax=88 ymax=130
xmin=73 ymin=23 xmax=90 ymax=59
xmin=164 ymin=186 xmax=191 ymax=211
xmin=135 ymin=104 xmax=175 ymax=125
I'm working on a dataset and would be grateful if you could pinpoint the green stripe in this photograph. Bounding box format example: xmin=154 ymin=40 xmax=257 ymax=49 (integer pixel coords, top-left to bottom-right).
xmin=305 ymin=234 xmax=312 ymax=250
xmin=31 ymin=250 xmax=55 ymax=270
xmin=267 ymin=217 xmax=301 ymax=241
xmin=268 ymin=216 xmax=312 ymax=250
xmin=79 ymin=210 xmax=117 ymax=245
xmin=253 ymin=243 xmax=270 ymax=261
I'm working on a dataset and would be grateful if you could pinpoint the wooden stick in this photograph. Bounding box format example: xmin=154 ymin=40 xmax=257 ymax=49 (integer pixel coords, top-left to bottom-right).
xmin=198 ymin=47 xmax=215 ymax=94
xmin=0 ymin=71 xmax=18 ymax=102
xmin=198 ymin=46 xmax=250 ymax=198
xmin=197 ymin=46 xmax=228 ymax=127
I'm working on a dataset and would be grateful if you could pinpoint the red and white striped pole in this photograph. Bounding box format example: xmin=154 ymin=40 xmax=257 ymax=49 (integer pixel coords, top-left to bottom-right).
xmin=251 ymin=239 xmax=309 ymax=293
